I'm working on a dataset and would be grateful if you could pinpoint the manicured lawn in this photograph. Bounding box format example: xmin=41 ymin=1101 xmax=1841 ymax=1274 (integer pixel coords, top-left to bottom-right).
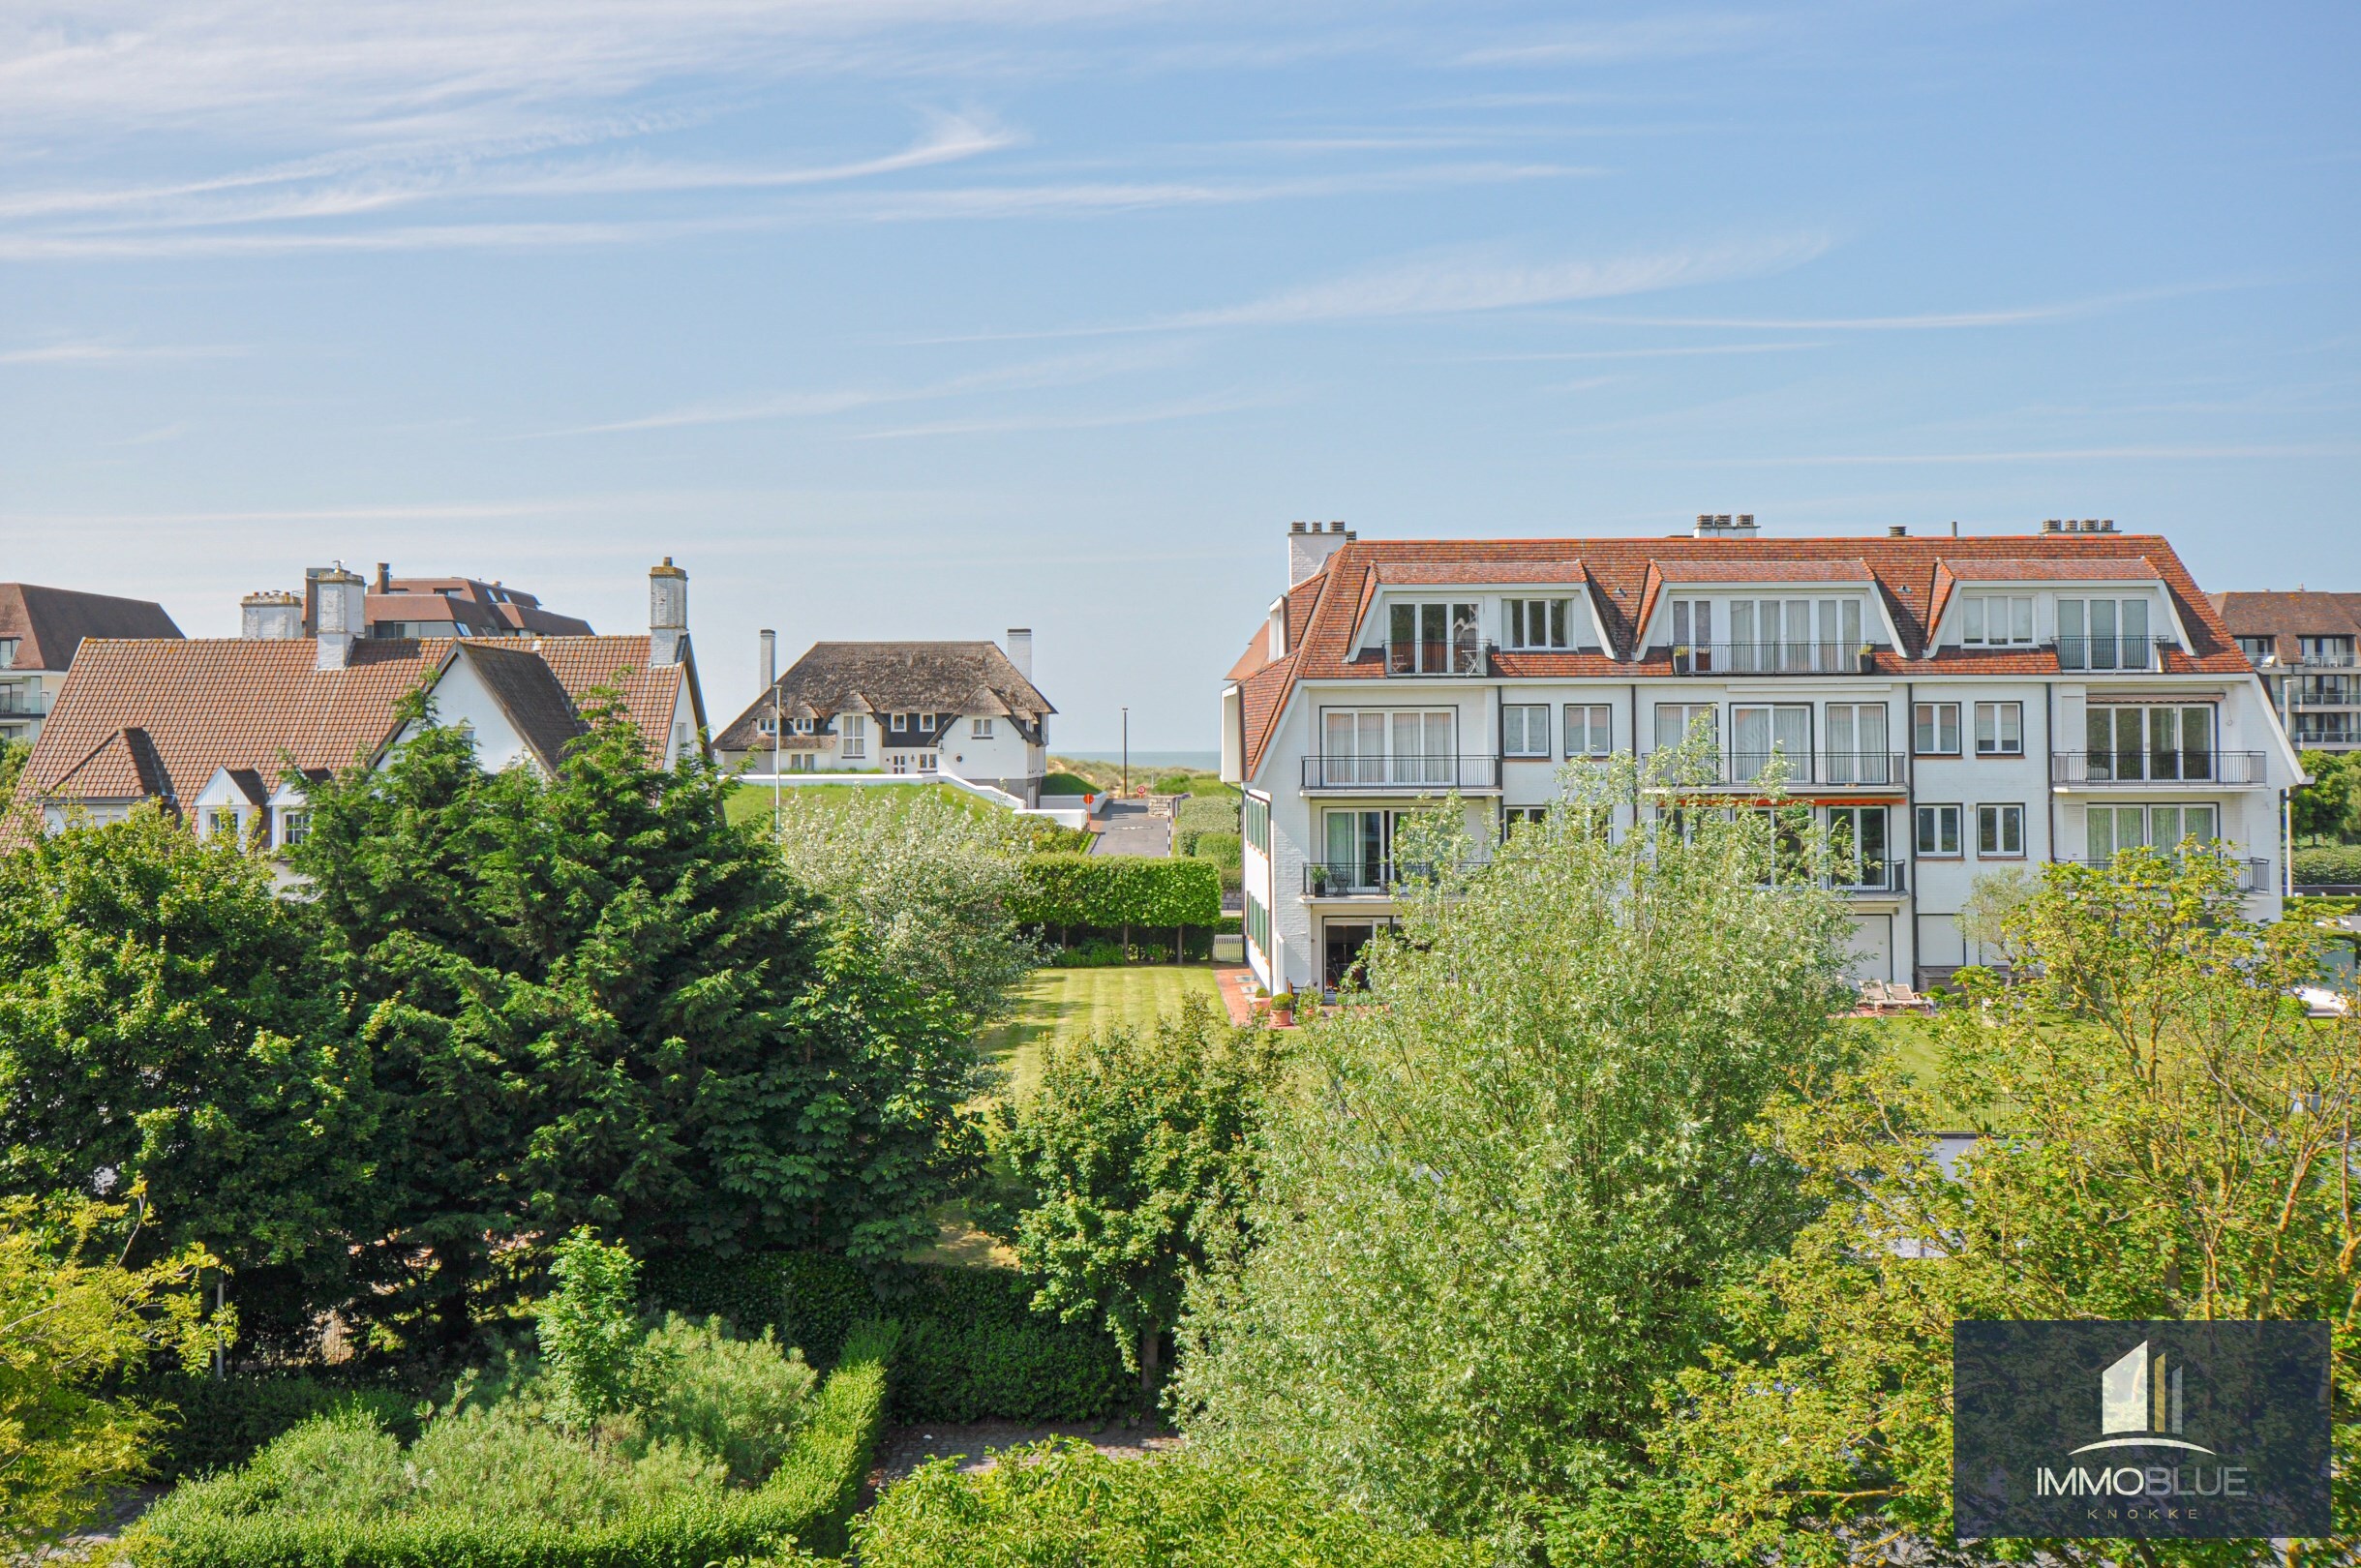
xmin=723 ymin=780 xmax=991 ymax=829
xmin=979 ymin=966 xmax=1224 ymax=1103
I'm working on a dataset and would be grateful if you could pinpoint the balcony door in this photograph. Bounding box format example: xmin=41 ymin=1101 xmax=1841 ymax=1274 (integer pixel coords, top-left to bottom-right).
xmin=1321 ymin=709 xmax=1453 ymax=787
xmin=1387 ymin=602 xmax=1479 ymax=675
xmin=1731 ymin=704 xmax=1812 ymax=784
xmin=1824 ymin=703 xmax=1892 ymax=783
xmin=2084 ymin=705 xmax=2215 ymax=782
xmin=2087 ymin=803 xmax=2220 ymax=859
xmin=1826 ymin=805 xmax=1891 ymax=889
xmin=1323 ymin=809 xmax=1396 ymax=892
xmin=2058 ymin=597 xmax=2153 ymax=670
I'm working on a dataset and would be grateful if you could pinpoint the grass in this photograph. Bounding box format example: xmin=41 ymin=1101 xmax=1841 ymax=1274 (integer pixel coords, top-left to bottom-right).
xmin=722 ymin=781 xmax=992 ymax=829
xmin=978 ymin=966 xmax=1224 ymax=1104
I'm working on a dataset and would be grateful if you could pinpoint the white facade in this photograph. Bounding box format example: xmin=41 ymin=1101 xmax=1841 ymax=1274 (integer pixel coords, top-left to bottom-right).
xmin=1229 ymin=532 xmax=2302 ymax=995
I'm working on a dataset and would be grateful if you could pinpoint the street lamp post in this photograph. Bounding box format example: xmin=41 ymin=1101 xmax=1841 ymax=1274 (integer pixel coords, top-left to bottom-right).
xmin=1122 ymin=707 xmax=1129 ymax=797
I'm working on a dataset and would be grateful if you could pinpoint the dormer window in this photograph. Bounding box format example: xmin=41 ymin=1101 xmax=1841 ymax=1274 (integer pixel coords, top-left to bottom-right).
xmin=1505 ymin=599 xmax=1570 ymax=650
xmin=1673 ymin=597 xmax=1862 ymax=674
xmin=2058 ymin=597 xmax=2154 ymax=671
xmin=0 ymin=639 xmax=17 ymax=669
xmin=1387 ymin=602 xmax=1479 ymax=675
xmin=1960 ymin=594 xmax=2034 ymax=648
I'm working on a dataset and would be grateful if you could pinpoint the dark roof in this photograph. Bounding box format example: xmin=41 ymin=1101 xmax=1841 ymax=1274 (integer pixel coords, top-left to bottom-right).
xmin=529 ymin=635 xmax=702 ymax=757
xmin=462 ymin=643 xmax=590 ymax=772
xmin=368 ymin=576 xmax=593 ymax=638
xmin=714 ymin=640 xmax=1051 ymax=752
xmin=0 ymin=584 xmax=182 ymax=671
xmin=1227 ymin=530 xmax=2251 ymax=778
xmin=2208 ymin=591 xmax=2361 ymax=664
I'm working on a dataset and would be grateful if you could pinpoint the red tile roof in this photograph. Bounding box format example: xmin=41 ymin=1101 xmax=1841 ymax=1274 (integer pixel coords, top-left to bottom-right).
xmin=529 ymin=634 xmax=697 ymax=756
xmin=1226 ymin=531 xmax=2249 ymax=778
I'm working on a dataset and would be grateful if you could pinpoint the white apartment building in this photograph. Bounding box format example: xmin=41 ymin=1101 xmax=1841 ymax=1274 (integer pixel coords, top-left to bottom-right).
xmin=1221 ymin=517 xmax=2301 ymax=994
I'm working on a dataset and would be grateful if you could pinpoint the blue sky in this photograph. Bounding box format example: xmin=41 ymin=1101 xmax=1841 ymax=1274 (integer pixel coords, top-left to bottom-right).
xmin=1 ymin=2 xmax=2353 ymax=749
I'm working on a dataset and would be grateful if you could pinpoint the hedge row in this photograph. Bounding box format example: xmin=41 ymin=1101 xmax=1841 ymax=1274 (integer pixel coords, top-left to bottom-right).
xmin=139 ymin=1372 xmax=417 ymax=1482
xmin=1011 ymin=854 xmax=1224 ymax=928
xmin=2293 ymin=844 xmax=2361 ymax=887
xmin=132 ymin=1324 xmax=895 ymax=1567
xmin=643 ymin=1251 xmax=1129 ymax=1423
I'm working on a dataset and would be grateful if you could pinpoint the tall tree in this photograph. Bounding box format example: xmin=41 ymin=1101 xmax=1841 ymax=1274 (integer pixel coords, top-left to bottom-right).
xmin=998 ymin=997 xmax=1283 ymax=1390
xmin=2292 ymin=749 xmax=2359 ymax=844
xmin=0 ymin=806 xmax=371 ymax=1323
xmin=294 ymin=696 xmax=984 ymax=1339
xmin=1645 ymin=849 xmax=2360 ymax=1568
xmin=1171 ymin=744 xmax=1861 ymax=1546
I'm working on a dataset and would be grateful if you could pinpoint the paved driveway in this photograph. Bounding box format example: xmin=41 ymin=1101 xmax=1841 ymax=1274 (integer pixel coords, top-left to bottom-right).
xmin=1090 ymin=799 xmax=1171 ymax=857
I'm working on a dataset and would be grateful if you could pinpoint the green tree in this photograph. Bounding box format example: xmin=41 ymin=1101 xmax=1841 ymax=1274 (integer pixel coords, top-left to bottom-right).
xmin=1171 ymin=744 xmax=1861 ymax=1546
xmin=998 ymin=998 xmax=1283 ymax=1390
xmin=0 ymin=806 xmax=372 ymax=1326
xmin=2293 ymin=749 xmax=2359 ymax=844
xmin=0 ymin=736 xmax=27 ymax=803
xmin=293 ymin=696 xmax=984 ymax=1341
xmin=537 ymin=1227 xmax=644 ymax=1427
xmin=1649 ymin=849 xmax=2360 ymax=1567
xmin=0 ymin=1188 xmax=222 ymax=1555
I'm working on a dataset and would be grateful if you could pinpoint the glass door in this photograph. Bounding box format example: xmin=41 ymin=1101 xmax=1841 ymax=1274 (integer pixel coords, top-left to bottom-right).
xmin=1824 ymin=703 xmax=1890 ymax=783
xmin=1826 ymin=805 xmax=1890 ymax=888
xmin=1732 ymin=705 xmax=1812 ymax=784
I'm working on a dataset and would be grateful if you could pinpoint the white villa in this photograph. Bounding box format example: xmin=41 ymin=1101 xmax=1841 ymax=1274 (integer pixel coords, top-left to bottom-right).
xmin=1221 ymin=517 xmax=2302 ymax=994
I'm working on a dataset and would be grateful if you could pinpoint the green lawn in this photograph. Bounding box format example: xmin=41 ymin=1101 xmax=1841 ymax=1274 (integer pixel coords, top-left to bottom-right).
xmin=722 ymin=780 xmax=991 ymax=829
xmin=978 ymin=966 xmax=1224 ymax=1103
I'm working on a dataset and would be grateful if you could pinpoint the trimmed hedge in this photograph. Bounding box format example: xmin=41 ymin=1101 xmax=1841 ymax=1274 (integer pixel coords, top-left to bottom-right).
xmin=643 ymin=1252 xmax=1129 ymax=1423
xmin=140 ymin=1372 xmax=417 ymax=1482
xmin=132 ymin=1323 xmax=894 ymax=1566
xmin=1013 ymin=855 xmax=1224 ymax=929
xmin=2293 ymin=844 xmax=2361 ymax=887
xmin=1189 ymin=829 xmax=1242 ymax=867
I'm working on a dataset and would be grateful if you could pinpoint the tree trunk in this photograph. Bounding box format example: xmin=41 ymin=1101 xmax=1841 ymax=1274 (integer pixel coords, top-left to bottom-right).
xmin=1138 ymin=1320 xmax=1160 ymax=1393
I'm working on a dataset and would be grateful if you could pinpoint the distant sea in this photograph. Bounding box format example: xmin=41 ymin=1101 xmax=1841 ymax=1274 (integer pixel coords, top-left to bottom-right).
xmin=1055 ymin=749 xmax=1219 ymax=770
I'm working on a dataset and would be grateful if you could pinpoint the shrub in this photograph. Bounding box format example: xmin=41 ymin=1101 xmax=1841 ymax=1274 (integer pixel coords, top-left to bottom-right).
xmin=1049 ymin=940 xmax=1130 ymax=968
xmin=856 ymin=1439 xmax=1487 ymax=1567
xmin=2293 ymin=843 xmax=2361 ymax=886
xmin=540 ymin=1229 xmax=645 ymax=1427
xmin=643 ymin=1252 xmax=1128 ymax=1423
xmin=1012 ymin=856 xmax=1224 ymax=929
xmin=130 ymin=1324 xmax=893 ymax=1566
xmin=637 ymin=1314 xmax=817 ymax=1486
xmin=1189 ymin=829 xmax=1242 ymax=867
xmin=144 ymin=1372 xmax=417 ymax=1483
xmin=1151 ymin=771 xmax=1196 ymax=793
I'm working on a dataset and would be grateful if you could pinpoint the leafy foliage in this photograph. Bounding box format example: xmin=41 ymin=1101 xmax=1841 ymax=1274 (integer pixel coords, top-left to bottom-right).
xmin=141 ymin=1372 xmax=418 ymax=1483
xmin=2293 ymin=842 xmax=2361 ymax=887
xmin=1643 ymin=850 xmax=2361 ymax=1567
xmin=997 ymin=998 xmax=1282 ymax=1382
xmin=856 ymin=1439 xmax=1488 ymax=1568
xmin=0 ymin=1190 xmax=222 ymax=1554
xmin=2293 ymin=749 xmax=2361 ymax=844
xmin=539 ymin=1228 xmax=647 ymax=1428
xmin=1013 ymin=855 xmax=1224 ymax=928
xmin=1171 ymin=743 xmax=1861 ymax=1546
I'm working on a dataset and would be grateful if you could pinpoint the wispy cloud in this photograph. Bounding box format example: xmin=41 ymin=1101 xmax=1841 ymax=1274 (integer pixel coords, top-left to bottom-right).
xmin=1458 ymin=340 xmax=1828 ymax=362
xmin=1558 ymin=283 xmax=2259 ymax=332
xmin=846 ymin=388 xmax=1283 ymax=438
xmin=1454 ymin=13 xmax=1778 ymax=67
xmin=0 ymin=339 xmax=244 ymax=364
xmin=1702 ymin=442 xmax=2361 ymax=466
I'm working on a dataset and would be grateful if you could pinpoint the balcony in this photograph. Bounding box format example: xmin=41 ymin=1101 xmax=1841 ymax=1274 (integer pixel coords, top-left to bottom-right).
xmin=2080 ymin=856 xmax=2273 ymax=893
xmin=2055 ymin=635 xmax=2177 ymax=673
xmin=1301 ymin=755 xmax=1502 ymax=794
xmin=2287 ymin=680 xmax=2358 ymax=708
xmin=1669 ymin=751 xmax=1909 ymax=791
xmin=2050 ymin=751 xmax=2267 ymax=787
xmin=2298 ymin=650 xmax=2357 ymax=670
xmin=1303 ymin=859 xmax=1471 ymax=898
xmin=2293 ymin=722 xmax=2359 ymax=747
xmin=1668 ymin=642 xmax=1878 ymax=676
xmin=1763 ymin=860 xmax=1908 ymax=896
xmin=1384 ymin=639 xmax=1491 ymax=678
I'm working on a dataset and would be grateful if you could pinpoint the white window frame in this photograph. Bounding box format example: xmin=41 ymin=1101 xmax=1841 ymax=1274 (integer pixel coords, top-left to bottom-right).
xmin=1562 ymin=704 xmax=1611 ymax=758
xmin=2057 ymin=596 xmax=2156 ymax=671
xmin=971 ymin=716 xmax=993 ymax=739
xmin=1973 ymin=701 xmax=2024 ymax=757
xmin=1914 ymin=702 xmax=1961 ymax=756
xmin=279 ymin=808 xmax=312 ymax=848
xmin=1960 ymin=594 xmax=2035 ymax=648
xmin=840 ymin=715 xmax=867 ymax=758
xmin=1501 ymin=704 xmax=1551 ymax=758
xmin=1977 ymin=803 xmax=2025 ymax=858
xmin=1916 ymin=803 xmax=1962 ymax=859
xmin=1505 ymin=599 xmax=1570 ymax=650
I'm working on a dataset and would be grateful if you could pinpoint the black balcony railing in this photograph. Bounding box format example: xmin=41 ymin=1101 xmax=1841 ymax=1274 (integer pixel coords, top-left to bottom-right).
xmin=2081 ymin=856 xmax=2273 ymax=892
xmin=1668 ymin=642 xmax=1877 ymax=676
xmin=2050 ymin=750 xmax=2266 ymax=786
xmin=1303 ymin=859 xmax=1469 ymax=896
xmin=1680 ymin=750 xmax=1908 ymax=789
xmin=1301 ymin=755 xmax=1503 ymax=791
xmin=2055 ymin=635 xmax=2177 ymax=673
xmin=1385 ymin=639 xmax=1491 ymax=677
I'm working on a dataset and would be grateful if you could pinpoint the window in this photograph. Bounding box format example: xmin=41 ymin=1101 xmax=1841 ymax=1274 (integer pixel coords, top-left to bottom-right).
xmin=1506 ymin=599 xmax=1570 ymax=649
xmin=1973 ymin=701 xmax=2023 ymax=757
xmin=1960 ymin=594 xmax=2035 ymax=647
xmin=204 ymin=807 xmax=242 ymax=841
xmin=1317 ymin=709 xmax=1455 ymax=787
xmin=2300 ymin=635 xmax=2355 ymax=667
xmin=1652 ymin=703 xmax=1718 ymax=750
xmin=1503 ymin=806 xmax=1549 ymax=829
xmin=279 ymin=809 xmax=312 ymax=847
xmin=1916 ymin=804 xmax=1962 ymax=858
xmin=2236 ymin=636 xmax=2276 ymax=667
xmin=2057 ymin=597 xmax=2154 ymax=671
xmin=889 ymin=754 xmax=909 ymax=774
xmin=1563 ymin=704 xmax=1611 ymax=758
xmin=840 ymin=715 xmax=866 ymax=758
xmin=789 ymin=753 xmax=814 ymax=772
xmin=971 ymin=717 xmax=993 ymax=739
xmin=1387 ymin=602 xmax=1480 ymax=675
xmin=1321 ymin=809 xmax=1405 ymax=891
xmin=756 ymin=716 xmax=776 ymax=737
xmin=920 ymin=752 xmax=936 ymax=770
xmin=792 ymin=716 xmax=813 ymax=735
xmin=1731 ymin=704 xmax=1811 ymax=784
xmin=2082 ymin=705 xmax=2217 ymax=782
xmin=1502 ymin=704 xmax=1551 ymax=758
xmin=1826 ymin=805 xmax=1891 ymax=889
xmin=0 ymin=639 xmax=16 ymax=669
xmin=1683 ymin=597 xmax=1862 ymax=673
xmin=1824 ymin=703 xmax=1892 ymax=783
xmin=1977 ymin=803 xmax=2025 ymax=857
xmin=2086 ymin=803 xmax=2220 ymax=860
xmin=1244 ymin=890 xmax=1269 ymax=959
xmin=1244 ymin=795 xmax=1270 ymax=852
xmin=1914 ymin=702 xmax=1961 ymax=755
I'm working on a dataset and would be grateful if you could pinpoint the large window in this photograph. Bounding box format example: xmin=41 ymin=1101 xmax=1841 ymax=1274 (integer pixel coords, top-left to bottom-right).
xmin=2086 ymin=803 xmax=2220 ymax=859
xmin=1318 ymin=709 xmax=1456 ymax=786
xmin=1652 ymin=703 xmax=1718 ymax=751
xmin=2300 ymin=635 xmax=2355 ymax=667
xmin=1243 ymin=890 xmax=1269 ymax=959
xmin=1826 ymin=805 xmax=1890 ymax=889
xmin=840 ymin=714 xmax=867 ymax=758
xmin=1674 ymin=597 xmax=1862 ymax=673
xmin=1825 ymin=703 xmax=1892 ymax=783
xmin=1731 ymin=704 xmax=1811 ymax=784
xmin=2083 ymin=705 xmax=2216 ymax=782
xmin=1505 ymin=599 xmax=1570 ymax=649
xmin=1319 ymin=809 xmax=1406 ymax=892
xmin=1563 ymin=704 xmax=1611 ymax=758
xmin=1387 ymin=602 xmax=1480 ymax=675
xmin=1960 ymin=594 xmax=2035 ymax=647
xmin=1502 ymin=704 xmax=1551 ymax=758
xmin=2057 ymin=597 xmax=2154 ymax=671
xmin=1977 ymin=803 xmax=2025 ymax=857
xmin=1973 ymin=701 xmax=2024 ymax=757
xmin=1916 ymin=803 xmax=1962 ymax=858
xmin=1914 ymin=702 xmax=1961 ymax=756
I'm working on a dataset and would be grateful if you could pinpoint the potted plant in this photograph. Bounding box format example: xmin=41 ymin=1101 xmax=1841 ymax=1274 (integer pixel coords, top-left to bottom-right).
xmin=1269 ymin=988 xmax=1297 ymax=1027
xmin=1307 ymin=864 xmax=1330 ymax=895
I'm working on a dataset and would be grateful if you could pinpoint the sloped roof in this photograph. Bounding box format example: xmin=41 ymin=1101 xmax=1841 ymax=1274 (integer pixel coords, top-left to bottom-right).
xmin=529 ymin=635 xmax=702 ymax=759
xmin=0 ymin=584 xmax=183 ymax=672
xmin=462 ymin=643 xmax=590 ymax=772
xmin=713 ymin=640 xmax=1052 ymax=753
xmin=49 ymin=728 xmax=167 ymax=801
xmin=2208 ymin=590 xmax=2361 ymax=664
xmin=1227 ymin=530 xmax=2250 ymax=778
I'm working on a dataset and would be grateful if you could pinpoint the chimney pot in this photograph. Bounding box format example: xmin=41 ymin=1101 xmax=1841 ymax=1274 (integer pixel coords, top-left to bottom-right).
xmin=1715 ymin=514 xmax=1733 ymax=526
xmin=759 ymin=628 xmax=776 ymax=690
xmin=2043 ymin=519 xmax=2063 ymax=533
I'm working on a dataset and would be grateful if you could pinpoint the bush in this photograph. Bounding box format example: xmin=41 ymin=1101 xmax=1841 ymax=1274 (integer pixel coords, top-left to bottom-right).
xmin=638 ymin=1315 xmax=817 ymax=1486
xmin=1049 ymin=940 xmax=1131 ymax=968
xmin=643 ymin=1252 xmax=1129 ymax=1423
xmin=1174 ymin=796 xmax=1240 ymax=857
xmin=856 ymin=1440 xmax=1486 ymax=1567
xmin=2293 ymin=843 xmax=2361 ymax=886
xmin=1189 ymin=830 xmax=1242 ymax=867
xmin=1012 ymin=856 xmax=1224 ymax=929
xmin=1151 ymin=772 xmax=1196 ymax=794
xmin=130 ymin=1324 xmax=893 ymax=1566
xmin=143 ymin=1372 xmax=417 ymax=1483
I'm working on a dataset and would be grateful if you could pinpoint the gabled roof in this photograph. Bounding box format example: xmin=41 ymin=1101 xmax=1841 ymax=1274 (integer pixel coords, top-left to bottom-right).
xmin=461 ymin=643 xmax=590 ymax=773
xmin=2207 ymin=590 xmax=2361 ymax=664
xmin=0 ymin=584 xmax=182 ymax=672
xmin=712 ymin=640 xmax=1052 ymax=753
xmin=1227 ymin=531 xmax=2250 ymax=779
xmin=49 ymin=727 xmax=167 ymax=801
xmin=530 ymin=634 xmax=703 ymax=759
